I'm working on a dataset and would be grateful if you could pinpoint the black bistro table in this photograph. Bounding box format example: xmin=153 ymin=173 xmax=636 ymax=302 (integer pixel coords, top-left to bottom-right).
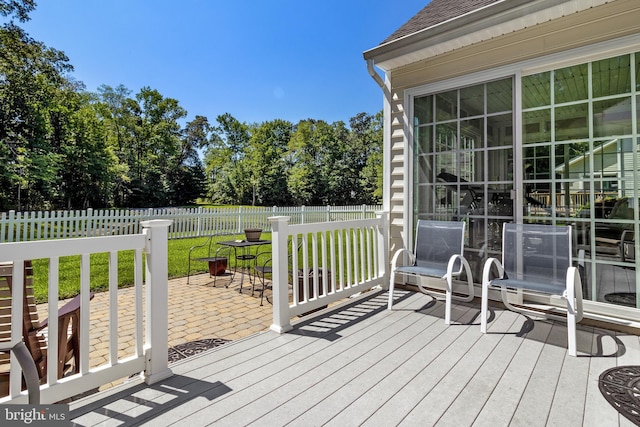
xmin=216 ymin=239 xmax=271 ymax=293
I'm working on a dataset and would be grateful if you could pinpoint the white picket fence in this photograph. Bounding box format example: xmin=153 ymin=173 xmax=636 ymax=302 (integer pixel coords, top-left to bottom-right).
xmin=0 ymin=205 xmax=381 ymax=243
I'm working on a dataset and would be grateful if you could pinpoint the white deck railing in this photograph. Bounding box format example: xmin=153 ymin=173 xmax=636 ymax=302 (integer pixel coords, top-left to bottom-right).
xmin=269 ymin=213 xmax=389 ymax=332
xmin=0 ymin=220 xmax=173 ymax=404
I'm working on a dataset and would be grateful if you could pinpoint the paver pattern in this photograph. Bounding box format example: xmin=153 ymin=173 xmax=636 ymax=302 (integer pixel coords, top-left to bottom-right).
xmin=36 ymin=273 xmax=273 ymax=390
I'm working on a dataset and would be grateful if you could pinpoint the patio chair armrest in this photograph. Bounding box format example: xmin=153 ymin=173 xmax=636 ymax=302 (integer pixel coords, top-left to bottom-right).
xmin=189 ymin=234 xmax=215 ymax=257
xmin=0 ymin=341 xmax=40 ymax=404
xmin=446 ymin=254 xmax=471 ymax=278
xmin=391 ymin=248 xmax=415 ymax=270
xmin=481 ymin=257 xmax=504 ymax=287
xmin=254 ymin=250 xmax=272 ymax=265
xmin=38 ymin=292 xmax=95 ymax=330
xmin=566 ymin=266 xmax=584 ymax=323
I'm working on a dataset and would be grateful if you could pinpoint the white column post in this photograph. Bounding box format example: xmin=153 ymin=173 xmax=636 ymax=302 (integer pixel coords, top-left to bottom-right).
xmin=269 ymin=216 xmax=293 ymax=333
xmin=141 ymin=219 xmax=173 ymax=384
xmin=377 ymin=211 xmax=389 ymax=289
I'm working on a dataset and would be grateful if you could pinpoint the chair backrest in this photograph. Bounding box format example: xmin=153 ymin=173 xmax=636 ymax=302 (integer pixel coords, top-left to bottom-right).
xmin=0 ymin=261 xmax=48 ymax=381
xmin=501 ymin=223 xmax=572 ymax=290
xmin=414 ymin=220 xmax=465 ymax=268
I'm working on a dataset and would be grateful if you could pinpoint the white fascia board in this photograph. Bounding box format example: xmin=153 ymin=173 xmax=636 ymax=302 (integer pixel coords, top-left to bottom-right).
xmin=364 ymin=0 xmax=615 ymax=72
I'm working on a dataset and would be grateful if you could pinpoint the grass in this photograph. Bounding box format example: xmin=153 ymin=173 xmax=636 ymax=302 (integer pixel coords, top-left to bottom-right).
xmin=31 ymin=232 xmax=273 ymax=303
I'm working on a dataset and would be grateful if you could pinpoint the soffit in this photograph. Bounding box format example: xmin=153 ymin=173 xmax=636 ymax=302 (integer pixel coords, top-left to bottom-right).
xmin=364 ymin=0 xmax=617 ymax=71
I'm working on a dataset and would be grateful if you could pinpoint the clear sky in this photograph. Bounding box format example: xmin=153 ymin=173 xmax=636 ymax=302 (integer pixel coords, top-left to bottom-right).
xmin=18 ymin=1 xmax=428 ymax=126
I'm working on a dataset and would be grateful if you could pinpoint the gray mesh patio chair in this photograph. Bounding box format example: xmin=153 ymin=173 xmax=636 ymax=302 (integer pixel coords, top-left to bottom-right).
xmin=389 ymin=220 xmax=474 ymax=325
xmin=480 ymin=223 xmax=583 ymax=356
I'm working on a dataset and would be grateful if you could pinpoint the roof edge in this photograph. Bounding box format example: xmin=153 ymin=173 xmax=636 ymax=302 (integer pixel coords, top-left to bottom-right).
xmin=363 ymin=0 xmax=575 ymax=68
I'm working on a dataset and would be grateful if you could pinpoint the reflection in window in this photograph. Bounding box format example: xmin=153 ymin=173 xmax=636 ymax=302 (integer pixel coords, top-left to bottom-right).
xmin=593 ymin=54 xmax=631 ymax=98
xmin=594 ymin=97 xmax=633 ymax=137
xmin=554 ymin=64 xmax=588 ymax=103
xmin=523 ymin=52 xmax=640 ymax=308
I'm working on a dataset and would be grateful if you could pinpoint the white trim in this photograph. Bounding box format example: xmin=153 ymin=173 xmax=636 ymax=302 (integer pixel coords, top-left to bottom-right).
xmin=521 ymin=34 xmax=640 ymax=76
xmin=404 ymin=33 xmax=640 ymax=100
xmin=513 ymin=70 xmax=524 ymax=224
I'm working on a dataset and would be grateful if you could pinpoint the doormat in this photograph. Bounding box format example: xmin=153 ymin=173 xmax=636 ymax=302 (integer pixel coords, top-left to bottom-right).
xmin=168 ymin=338 xmax=231 ymax=363
xmin=599 ymin=365 xmax=640 ymax=425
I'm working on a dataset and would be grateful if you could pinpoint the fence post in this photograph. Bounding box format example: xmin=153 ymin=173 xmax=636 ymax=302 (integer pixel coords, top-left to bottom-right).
xmin=8 ymin=210 xmax=15 ymax=243
xmin=237 ymin=206 xmax=244 ymax=233
xmin=326 ymin=205 xmax=331 ymax=222
xmin=197 ymin=207 xmax=203 ymax=237
xmin=269 ymin=216 xmax=293 ymax=333
xmin=301 ymin=206 xmax=306 ymax=225
xmin=140 ymin=219 xmax=174 ymax=385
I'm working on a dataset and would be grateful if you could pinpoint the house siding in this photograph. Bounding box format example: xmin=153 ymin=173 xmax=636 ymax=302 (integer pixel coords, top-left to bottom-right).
xmin=385 ymin=0 xmax=640 ymax=255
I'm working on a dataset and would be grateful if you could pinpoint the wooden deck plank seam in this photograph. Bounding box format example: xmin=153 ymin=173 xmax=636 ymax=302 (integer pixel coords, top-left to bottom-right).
xmin=187 ymin=292 xmax=433 ymax=425
xmin=398 ymin=305 xmax=522 ymax=426
xmin=241 ymin=297 xmax=452 ymax=426
xmin=111 ymin=291 xmax=418 ymax=426
xmin=255 ymin=299 xmax=469 ymax=426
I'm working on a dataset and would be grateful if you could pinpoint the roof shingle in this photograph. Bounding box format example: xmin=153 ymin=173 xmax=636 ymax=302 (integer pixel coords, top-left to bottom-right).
xmin=381 ymin=0 xmax=502 ymax=44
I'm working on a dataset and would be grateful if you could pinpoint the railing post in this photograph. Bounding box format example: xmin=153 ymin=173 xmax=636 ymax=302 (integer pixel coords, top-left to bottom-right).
xmin=269 ymin=216 xmax=293 ymax=333
xmin=140 ymin=219 xmax=174 ymax=385
xmin=377 ymin=211 xmax=389 ymax=289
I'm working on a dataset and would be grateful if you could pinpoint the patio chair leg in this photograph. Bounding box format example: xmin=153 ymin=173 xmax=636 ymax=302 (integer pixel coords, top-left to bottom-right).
xmin=566 ymin=270 xmax=578 ymax=357
xmin=444 ymin=277 xmax=452 ymax=325
xmin=388 ymin=271 xmax=396 ymax=310
xmin=480 ymin=281 xmax=489 ymax=334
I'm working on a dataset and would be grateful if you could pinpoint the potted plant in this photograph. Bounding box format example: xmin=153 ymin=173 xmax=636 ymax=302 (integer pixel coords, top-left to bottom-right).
xmin=244 ymin=228 xmax=262 ymax=242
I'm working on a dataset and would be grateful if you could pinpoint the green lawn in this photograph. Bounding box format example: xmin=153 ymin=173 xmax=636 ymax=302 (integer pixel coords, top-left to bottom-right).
xmin=31 ymin=233 xmax=273 ymax=303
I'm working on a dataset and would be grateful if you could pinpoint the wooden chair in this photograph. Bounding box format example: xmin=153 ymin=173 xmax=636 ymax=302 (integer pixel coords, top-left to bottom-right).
xmin=389 ymin=220 xmax=475 ymax=325
xmin=480 ymin=223 xmax=583 ymax=356
xmin=0 ymin=261 xmax=89 ymax=396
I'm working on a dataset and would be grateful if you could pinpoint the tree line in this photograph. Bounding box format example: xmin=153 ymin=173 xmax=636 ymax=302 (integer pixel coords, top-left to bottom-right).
xmin=0 ymin=1 xmax=383 ymax=212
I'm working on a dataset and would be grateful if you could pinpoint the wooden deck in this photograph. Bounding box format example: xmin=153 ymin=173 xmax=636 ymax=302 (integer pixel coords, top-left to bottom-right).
xmin=69 ymin=289 xmax=639 ymax=427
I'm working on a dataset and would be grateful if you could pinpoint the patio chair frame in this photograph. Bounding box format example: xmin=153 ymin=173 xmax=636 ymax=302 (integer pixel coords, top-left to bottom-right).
xmin=388 ymin=219 xmax=474 ymax=325
xmin=480 ymin=223 xmax=584 ymax=356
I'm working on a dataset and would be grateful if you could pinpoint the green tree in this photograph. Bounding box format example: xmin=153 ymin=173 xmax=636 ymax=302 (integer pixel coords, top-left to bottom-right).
xmin=0 ymin=18 xmax=74 ymax=210
xmin=0 ymin=0 xmax=35 ymax=23
xmin=288 ymin=119 xmax=329 ymax=205
xmin=203 ymin=113 xmax=252 ymax=204
xmin=245 ymin=119 xmax=293 ymax=205
xmin=351 ymin=111 xmax=383 ymax=204
xmin=52 ymin=90 xmax=116 ymax=209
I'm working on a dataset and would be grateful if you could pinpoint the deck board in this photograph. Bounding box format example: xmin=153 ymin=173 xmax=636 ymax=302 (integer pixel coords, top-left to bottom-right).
xmin=69 ymin=290 xmax=634 ymax=427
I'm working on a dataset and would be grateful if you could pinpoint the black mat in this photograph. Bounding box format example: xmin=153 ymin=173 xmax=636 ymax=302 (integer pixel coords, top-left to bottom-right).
xmin=168 ymin=338 xmax=231 ymax=363
xmin=599 ymin=365 xmax=640 ymax=425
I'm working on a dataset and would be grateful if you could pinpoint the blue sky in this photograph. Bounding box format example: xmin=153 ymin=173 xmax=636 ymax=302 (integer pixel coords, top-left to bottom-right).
xmin=19 ymin=1 xmax=428 ymax=126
